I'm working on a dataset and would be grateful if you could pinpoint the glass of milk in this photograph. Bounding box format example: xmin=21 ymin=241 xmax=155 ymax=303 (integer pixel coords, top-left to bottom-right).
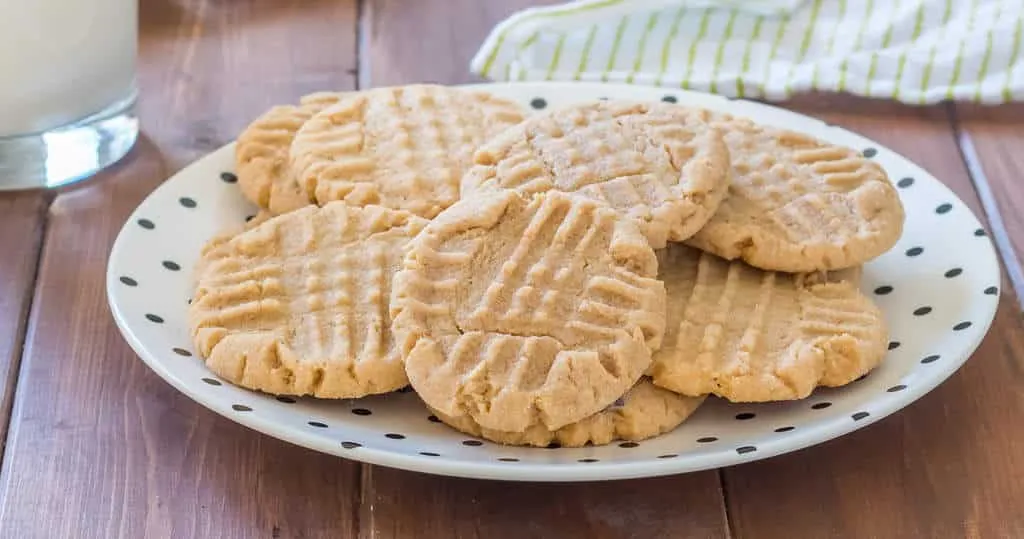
xmin=0 ymin=1 xmax=139 ymax=190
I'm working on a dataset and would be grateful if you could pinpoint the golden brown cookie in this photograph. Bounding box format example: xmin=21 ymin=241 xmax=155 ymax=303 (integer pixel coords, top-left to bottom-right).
xmin=650 ymin=244 xmax=888 ymax=402
xmin=189 ymin=203 xmax=428 ymax=398
xmin=192 ymin=211 xmax=274 ymax=285
xmin=235 ymin=92 xmax=346 ymax=215
xmin=390 ymin=190 xmax=666 ymax=432
xmin=431 ymin=379 xmax=705 ymax=447
xmin=289 ymin=84 xmax=526 ymax=219
xmin=685 ymin=113 xmax=905 ymax=272
xmin=460 ymin=100 xmax=730 ymax=248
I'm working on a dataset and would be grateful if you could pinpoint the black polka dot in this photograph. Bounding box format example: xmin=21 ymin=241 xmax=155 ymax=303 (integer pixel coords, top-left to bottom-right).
xmin=619 ymin=442 xmax=640 ymax=448
xmin=308 ymin=421 xmax=328 ymax=428
xmin=276 ymin=396 xmax=296 ymax=403
xmin=119 ymin=276 xmax=138 ymax=286
xmin=530 ymin=97 xmax=547 ymax=110
xmin=657 ymin=454 xmax=678 ymax=459
xmin=888 ymin=341 xmax=900 ymax=350
xmin=975 ymin=228 xmax=986 ymax=237
xmin=945 ymin=268 xmax=963 ymax=278
xmin=985 ymin=286 xmax=998 ymax=295
xmin=913 ymin=306 xmax=933 ymax=316
xmin=172 ymin=347 xmax=192 ymax=357
xmin=352 ymin=408 xmax=372 ymax=416
xmin=862 ymin=148 xmax=877 ymax=158
xmin=498 ymin=457 xmax=519 ymax=462
xmin=202 ymin=378 xmax=222 ymax=386
xmin=935 ymin=203 xmax=953 ymax=214
xmin=906 ymin=247 xmax=924 ymax=257
xmin=661 ymin=95 xmax=678 ymax=103
xmin=921 ymin=354 xmax=940 ymax=364
xmin=162 ymin=260 xmax=181 ymax=271
xmin=462 ymin=440 xmax=483 ymax=447
xmin=245 ymin=214 xmax=255 ymax=222
xmin=736 ymin=446 xmax=757 ymax=455
xmin=697 ymin=436 xmax=718 ymax=443
xmin=774 ymin=426 xmax=795 ymax=433
xmin=427 ymin=415 xmax=441 ymax=423
xmin=852 ymin=411 xmax=870 ymax=421
xmin=232 ymin=404 xmax=252 ymax=412
xmin=420 ymin=452 xmax=440 ymax=457
xmin=179 ymin=197 xmax=197 ymax=208
xmin=897 ymin=177 xmax=914 ymax=188
xmin=145 ymin=314 xmax=164 ymax=323
xmin=385 ymin=433 xmax=405 ymax=440
xmin=953 ymin=321 xmax=972 ymax=331
xmin=735 ymin=412 xmax=756 ymax=420
xmin=811 ymin=402 xmax=832 ymax=410
xmin=187 ymin=298 xmax=192 ymax=304
xmin=887 ymin=384 xmax=907 ymax=392
xmin=578 ymin=458 xmax=599 ymax=463
xmin=137 ymin=218 xmax=155 ymax=230
xmin=874 ymin=285 xmax=893 ymax=295
xmin=220 ymin=172 xmax=238 ymax=183
xmin=341 ymin=441 xmax=361 ymax=449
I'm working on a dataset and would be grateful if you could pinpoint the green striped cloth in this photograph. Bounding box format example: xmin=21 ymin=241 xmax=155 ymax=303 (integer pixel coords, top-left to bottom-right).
xmin=471 ymin=0 xmax=1024 ymax=104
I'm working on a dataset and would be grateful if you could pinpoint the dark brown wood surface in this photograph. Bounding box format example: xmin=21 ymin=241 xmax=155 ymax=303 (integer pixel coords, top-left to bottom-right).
xmin=0 ymin=2 xmax=362 ymax=538
xmin=954 ymin=103 xmax=1024 ymax=306
xmin=0 ymin=1 xmax=1020 ymax=537
xmin=0 ymin=192 xmax=48 ymax=450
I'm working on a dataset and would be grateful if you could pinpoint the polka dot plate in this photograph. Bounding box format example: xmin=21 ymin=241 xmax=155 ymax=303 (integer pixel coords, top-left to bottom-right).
xmin=107 ymin=82 xmax=1000 ymax=481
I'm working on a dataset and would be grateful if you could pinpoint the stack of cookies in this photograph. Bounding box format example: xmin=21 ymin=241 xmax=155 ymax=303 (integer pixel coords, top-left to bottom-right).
xmin=189 ymin=84 xmax=905 ymax=448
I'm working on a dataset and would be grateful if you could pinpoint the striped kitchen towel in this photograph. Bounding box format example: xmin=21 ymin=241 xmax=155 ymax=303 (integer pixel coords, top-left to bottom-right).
xmin=471 ymin=0 xmax=1024 ymax=104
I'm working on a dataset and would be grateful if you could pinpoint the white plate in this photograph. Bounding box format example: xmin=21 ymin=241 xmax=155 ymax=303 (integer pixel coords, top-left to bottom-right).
xmin=107 ymin=82 xmax=1001 ymax=481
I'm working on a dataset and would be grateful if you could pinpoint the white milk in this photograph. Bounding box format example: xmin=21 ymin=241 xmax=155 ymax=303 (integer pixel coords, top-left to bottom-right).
xmin=0 ymin=0 xmax=137 ymax=137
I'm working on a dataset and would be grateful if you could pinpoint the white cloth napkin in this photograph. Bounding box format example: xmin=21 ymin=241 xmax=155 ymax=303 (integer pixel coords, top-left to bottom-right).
xmin=471 ymin=0 xmax=1024 ymax=104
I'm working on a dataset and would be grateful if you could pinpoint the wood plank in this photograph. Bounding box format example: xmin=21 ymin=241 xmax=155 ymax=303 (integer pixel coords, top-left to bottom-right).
xmin=359 ymin=1 xmax=729 ymax=538
xmin=722 ymin=97 xmax=1024 ymax=538
xmin=362 ymin=468 xmax=729 ymax=539
xmin=0 ymin=2 xmax=362 ymax=537
xmin=952 ymin=103 xmax=1024 ymax=306
xmin=361 ymin=0 xmax=560 ymax=87
xmin=0 ymin=192 xmax=48 ymax=449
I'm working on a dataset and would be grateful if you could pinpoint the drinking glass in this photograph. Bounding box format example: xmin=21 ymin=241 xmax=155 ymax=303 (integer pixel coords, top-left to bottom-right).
xmin=0 ymin=0 xmax=139 ymax=190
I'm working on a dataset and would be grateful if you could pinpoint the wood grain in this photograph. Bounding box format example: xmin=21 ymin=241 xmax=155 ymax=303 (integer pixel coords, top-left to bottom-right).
xmin=362 ymin=467 xmax=729 ymax=539
xmin=360 ymin=0 xmax=560 ymax=86
xmin=720 ymin=97 xmax=1024 ymax=538
xmin=952 ymin=103 xmax=1024 ymax=306
xmin=0 ymin=2 xmax=362 ymax=538
xmin=358 ymin=2 xmax=729 ymax=538
xmin=0 ymin=192 xmax=48 ymax=451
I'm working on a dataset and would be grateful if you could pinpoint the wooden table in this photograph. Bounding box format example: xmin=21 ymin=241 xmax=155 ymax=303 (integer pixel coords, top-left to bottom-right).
xmin=1 ymin=1 xmax=1021 ymax=537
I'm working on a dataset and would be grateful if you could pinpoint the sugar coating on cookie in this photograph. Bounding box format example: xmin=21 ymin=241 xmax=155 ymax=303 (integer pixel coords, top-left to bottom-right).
xmin=432 ymin=379 xmax=705 ymax=447
xmin=190 ymin=203 xmax=428 ymax=398
xmin=650 ymin=244 xmax=888 ymax=402
xmin=235 ymin=92 xmax=347 ymax=215
xmin=685 ymin=113 xmax=905 ymax=272
xmin=391 ymin=190 xmax=666 ymax=432
xmin=290 ymin=84 xmax=526 ymax=219
xmin=460 ymin=100 xmax=730 ymax=249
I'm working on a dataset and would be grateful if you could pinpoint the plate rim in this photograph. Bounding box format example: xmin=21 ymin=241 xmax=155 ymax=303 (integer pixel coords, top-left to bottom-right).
xmin=106 ymin=81 xmax=1002 ymax=481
